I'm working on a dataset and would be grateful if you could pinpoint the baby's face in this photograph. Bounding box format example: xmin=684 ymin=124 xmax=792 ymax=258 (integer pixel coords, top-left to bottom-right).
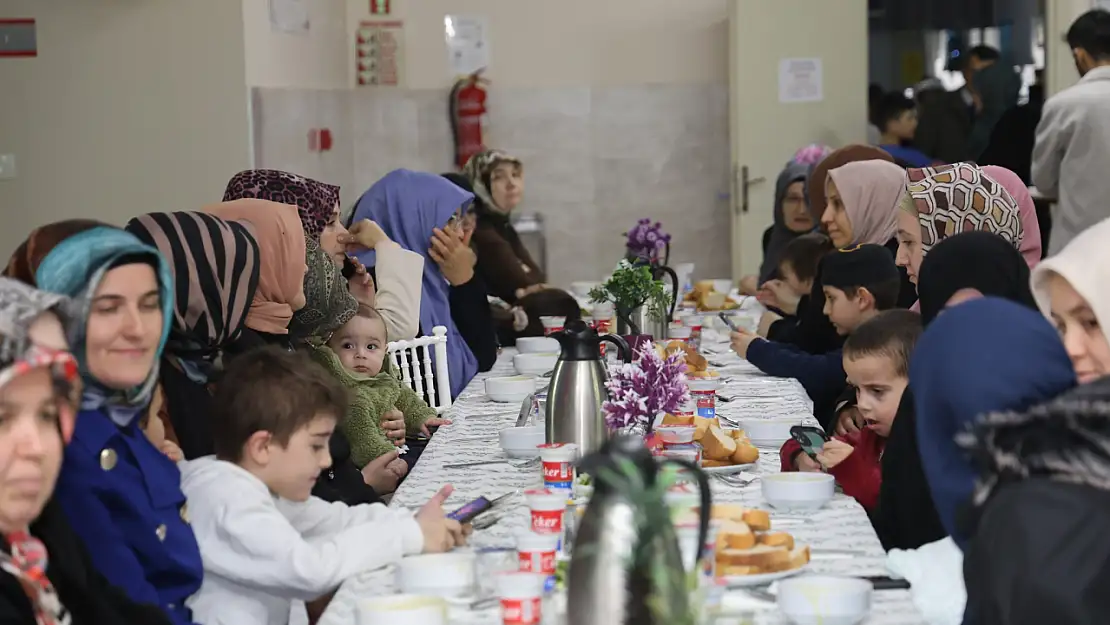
xmin=328 ymin=315 xmax=388 ymax=377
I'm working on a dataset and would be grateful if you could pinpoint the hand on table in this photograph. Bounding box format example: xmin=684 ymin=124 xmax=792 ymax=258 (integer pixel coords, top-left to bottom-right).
xmin=510 ymin=306 xmax=529 ymax=332
xmin=346 ymin=256 xmax=376 ymax=307
xmin=420 ymin=417 xmax=453 ymax=438
xmin=738 ymin=275 xmax=759 ymax=296
xmin=416 ymin=485 xmax=468 ymax=553
xmin=815 ymin=439 xmax=854 ymax=470
xmin=835 ymin=406 xmax=864 ymax=436
xmin=340 ymin=219 xmax=391 ymax=252
xmin=430 ymin=227 xmax=476 ymax=286
xmin=795 ymin=453 xmax=823 ymax=473
xmin=385 ymin=457 xmax=409 ymax=480
xmin=362 ymin=450 xmax=403 ymax=494
xmin=380 ymin=409 xmax=406 ymax=446
xmin=729 ymin=329 xmax=762 ymax=360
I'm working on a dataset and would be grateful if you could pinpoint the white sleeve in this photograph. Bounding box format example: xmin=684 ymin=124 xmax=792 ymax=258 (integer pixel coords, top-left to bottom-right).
xmin=201 ymin=497 xmax=424 ymax=600
xmin=278 ymin=496 xmax=423 ymax=547
xmin=1030 ymin=98 xmax=1069 ymax=197
xmin=373 ymin=242 xmax=425 ymax=340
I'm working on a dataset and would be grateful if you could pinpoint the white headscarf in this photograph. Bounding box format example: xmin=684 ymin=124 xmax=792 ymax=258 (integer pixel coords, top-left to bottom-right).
xmin=1031 ymin=215 xmax=1110 ymax=332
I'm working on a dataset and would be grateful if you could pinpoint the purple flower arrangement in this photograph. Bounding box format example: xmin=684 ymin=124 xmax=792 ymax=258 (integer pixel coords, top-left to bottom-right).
xmin=625 ymin=219 xmax=671 ymax=263
xmin=602 ymin=344 xmax=690 ymax=433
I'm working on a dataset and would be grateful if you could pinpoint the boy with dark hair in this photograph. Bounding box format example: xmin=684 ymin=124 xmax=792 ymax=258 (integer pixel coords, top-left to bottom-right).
xmin=759 ymin=233 xmax=834 ymax=339
xmin=781 ymin=309 xmax=922 ymax=511
xmin=876 ymin=92 xmax=936 ymax=167
xmin=181 ymin=346 xmax=465 ymax=625
xmin=732 ymin=244 xmax=901 ymax=428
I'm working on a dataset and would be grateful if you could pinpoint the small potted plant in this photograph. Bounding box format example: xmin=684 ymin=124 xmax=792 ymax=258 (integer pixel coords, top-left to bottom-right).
xmin=589 ymin=260 xmax=669 ymax=339
xmin=603 ymin=344 xmax=690 ymax=438
xmin=625 ymin=219 xmax=672 ymax=267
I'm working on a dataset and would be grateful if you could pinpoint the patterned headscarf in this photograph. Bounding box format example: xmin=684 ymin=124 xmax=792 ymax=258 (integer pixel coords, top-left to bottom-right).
xmin=981 ymin=165 xmax=1042 ymax=269
xmin=125 ymin=211 xmax=261 ymax=380
xmin=462 ymin=149 xmax=522 ymax=214
xmin=288 ymin=236 xmax=357 ymax=342
xmin=791 ymin=144 xmax=834 ymax=166
xmin=904 ymin=163 xmax=1024 ymax=256
xmin=4 ymin=220 xmax=112 ymax=286
xmin=33 ymin=227 xmax=174 ymax=424
xmin=223 ymin=169 xmax=341 ymax=241
xmin=203 ymin=199 xmax=307 ymax=335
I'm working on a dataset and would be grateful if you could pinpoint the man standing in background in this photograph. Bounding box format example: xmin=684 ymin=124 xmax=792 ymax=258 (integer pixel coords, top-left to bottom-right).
xmin=1032 ymin=9 xmax=1110 ymax=253
xmin=963 ymin=45 xmax=1021 ymax=161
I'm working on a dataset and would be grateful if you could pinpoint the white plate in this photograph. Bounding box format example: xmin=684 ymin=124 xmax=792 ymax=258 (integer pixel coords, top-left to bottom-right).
xmin=721 ymin=563 xmax=808 ymax=587
xmin=700 ymin=463 xmax=757 ymax=474
xmin=503 ymin=448 xmax=540 ymax=459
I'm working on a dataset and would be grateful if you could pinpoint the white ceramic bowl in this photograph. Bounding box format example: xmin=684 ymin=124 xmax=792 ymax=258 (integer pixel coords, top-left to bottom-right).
xmin=710 ymin=279 xmax=733 ymax=294
xmin=778 ymin=575 xmax=873 ymax=625
xmin=514 ymin=352 xmax=559 ymax=376
xmin=570 ymin=281 xmax=600 ymax=298
xmin=738 ymin=416 xmax=806 ymax=448
xmin=761 ymin=472 xmax=835 ymax=511
xmin=485 ymin=375 xmax=536 ymax=403
xmin=499 ymin=425 xmax=546 ymax=458
xmin=395 ymin=552 xmax=477 ymax=598
xmin=516 ymin=336 xmax=560 ymax=354
xmin=357 ymin=594 xmax=448 ymax=625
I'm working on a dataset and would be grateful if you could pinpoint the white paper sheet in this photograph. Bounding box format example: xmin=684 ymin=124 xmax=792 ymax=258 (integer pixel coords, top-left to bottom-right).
xmin=445 ymin=14 xmax=490 ymax=76
xmin=778 ymin=58 xmax=823 ymax=103
xmin=269 ymin=0 xmax=309 ymax=34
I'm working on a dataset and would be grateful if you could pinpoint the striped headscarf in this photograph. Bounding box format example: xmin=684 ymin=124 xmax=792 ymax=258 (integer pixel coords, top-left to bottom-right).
xmin=125 ymin=211 xmax=261 ymax=377
xmin=223 ymin=169 xmax=341 ymax=241
xmin=904 ymin=163 xmax=1024 ymax=256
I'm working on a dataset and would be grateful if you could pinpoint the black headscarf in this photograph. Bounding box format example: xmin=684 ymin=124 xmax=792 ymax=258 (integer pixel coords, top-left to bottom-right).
xmin=758 ymin=161 xmax=812 ymax=283
xmin=916 ymin=231 xmax=1036 ymax=325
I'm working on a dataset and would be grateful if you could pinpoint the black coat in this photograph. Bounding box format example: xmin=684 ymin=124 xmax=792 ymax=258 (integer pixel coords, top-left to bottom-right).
xmin=0 ymin=502 xmax=171 ymax=625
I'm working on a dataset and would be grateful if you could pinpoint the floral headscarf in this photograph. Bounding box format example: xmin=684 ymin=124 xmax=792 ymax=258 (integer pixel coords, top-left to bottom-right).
xmin=462 ymin=149 xmax=522 ymax=214
xmin=223 ymin=169 xmax=341 ymax=241
xmin=904 ymin=163 xmax=1024 ymax=256
xmin=288 ymin=236 xmax=357 ymax=342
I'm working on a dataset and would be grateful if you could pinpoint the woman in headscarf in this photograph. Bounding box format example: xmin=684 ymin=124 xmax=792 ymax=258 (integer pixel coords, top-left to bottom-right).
xmin=982 ymin=165 xmax=1042 ymax=267
xmin=739 ymin=161 xmax=813 ymax=294
xmin=894 ymin=162 xmax=1024 ymax=288
xmin=201 ymin=199 xmax=307 ymax=349
xmin=0 ymin=277 xmax=172 ymax=624
xmin=462 ymin=149 xmax=548 ymax=304
xmin=959 ymin=362 xmax=1110 ymax=624
xmin=124 ymin=211 xmax=260 ymax=460
xmin=910 ymin=297 xmax=1076 ymax=549
xmin=349 ymin=169 xmax=497 ymax=396
xmin=872 ymin=232 xmax=1037 ymax=551
xmin=1031 ymin=215 xmax=1110 ymax=385
xmin=224 ymin=169 xmax=424 ymax=341
xmin=806 ymin=144 xmax=896 ymax=223
xmin=5 ymin=223 xmax=202 ymax=625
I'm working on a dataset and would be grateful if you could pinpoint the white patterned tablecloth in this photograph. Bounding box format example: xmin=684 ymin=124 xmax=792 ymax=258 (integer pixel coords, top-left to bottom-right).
xmin=318 ymin=329 xmax=926 ymax=625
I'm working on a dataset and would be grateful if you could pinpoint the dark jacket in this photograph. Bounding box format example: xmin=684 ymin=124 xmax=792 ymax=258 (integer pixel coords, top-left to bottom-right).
xmin=746 ymin=341 xmax=845 ymax=429
xmin=448 ymin=275 xmax=498 ymax=372
xmin=914 ymin=88 xmax=972 ymax=164
xmin=967 ymin=63 xmax=1022 ymax=161
xmin=0 ymin=501 xmax=172 ymax=625
xmin=962 ymin=376 xmax=1110 ymax=625
xmin=471 ymin=212 xmax=545 ymax=304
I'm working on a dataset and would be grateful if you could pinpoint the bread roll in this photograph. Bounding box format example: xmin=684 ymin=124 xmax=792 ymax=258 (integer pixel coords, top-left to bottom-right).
xmin=701 ymin=426 xmax=737 ymax=461
xmin=731 ymin=441 xmax=760 ymax=465
xmin=701 ymin=459 xmax=732 ymax=468
xmin=758 ymin=532 xmax=794 ymax=550
xmin=710 ymin=503 xmax=747 ymax=522
xmin=717 ymin=520 xmax=755 ymax=550
xmin=717 ymin=545 xmax=809 ymax=574
xmin=741 ymin=509 xmax=771 ymax=532
xmin=662 ymin=414 xmax=695 ymax=426
xmin=693 ymin=416 xmax=720 ymax=440
xmin=727 ymin=429 xmax=747 ymax=440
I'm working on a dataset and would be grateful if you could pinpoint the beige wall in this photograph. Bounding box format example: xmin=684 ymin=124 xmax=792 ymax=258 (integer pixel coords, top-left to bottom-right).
xmin=243 ymin=0 xmax=348 ymax=89
xmin=0 ymin=0 xmax=252 ymax=259
xmin=344 ymin=0 xmax=729 ymax=89
xmin=1045 ymin=0 xmax=1102 ymax=96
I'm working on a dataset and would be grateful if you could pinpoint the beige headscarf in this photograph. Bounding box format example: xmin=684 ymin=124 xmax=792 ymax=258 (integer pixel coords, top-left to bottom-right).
xmin=203 ymin=199 xmax=306 ymax=335
xmin=1031 ymin=215 xmax=1110 ymax=334
xmin=826 ymin=160 xmax=907 ymax=246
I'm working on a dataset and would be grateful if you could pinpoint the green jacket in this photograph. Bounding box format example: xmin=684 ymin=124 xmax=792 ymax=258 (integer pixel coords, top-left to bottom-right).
xmin=311 ymin=345 xmax=437 ymax=468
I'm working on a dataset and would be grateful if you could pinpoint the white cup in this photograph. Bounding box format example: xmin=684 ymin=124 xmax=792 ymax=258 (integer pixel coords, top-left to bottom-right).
xmin=356 ymin=594 xmax=447 ymax=625
xmin=539 ymin=316 xmax=566 ymax=336
xmin=496 ymin=572 xmax=545 ymax=625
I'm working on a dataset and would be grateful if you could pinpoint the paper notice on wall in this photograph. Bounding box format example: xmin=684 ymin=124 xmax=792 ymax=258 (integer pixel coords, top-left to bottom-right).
xmin=778 ymin=58 xmax=823 ymax=103
xmin=269 ymin=0 xmax=309 ymax=34
xmin=445 ymin=15 xmax=489 ymax=77
xmin=356 ymin=20 xmax=404 ymax=87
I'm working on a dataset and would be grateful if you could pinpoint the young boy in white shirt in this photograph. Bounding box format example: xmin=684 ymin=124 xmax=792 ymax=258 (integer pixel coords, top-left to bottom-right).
xmin=181 ymin=346 xmax=465 ymax=625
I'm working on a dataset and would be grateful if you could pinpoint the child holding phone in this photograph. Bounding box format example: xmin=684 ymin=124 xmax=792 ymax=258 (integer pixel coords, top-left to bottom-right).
xmin=779 ymin=310 xmax=921 ymax=511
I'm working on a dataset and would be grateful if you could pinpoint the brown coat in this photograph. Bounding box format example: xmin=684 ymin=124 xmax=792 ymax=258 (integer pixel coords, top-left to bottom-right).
xmin=471 ymin=213 xmax=545 ymax=303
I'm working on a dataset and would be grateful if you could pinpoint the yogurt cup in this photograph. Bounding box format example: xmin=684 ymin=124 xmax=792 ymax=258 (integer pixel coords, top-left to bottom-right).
xmin=668 ymin=324 xmax=692 ymax=344
xmin=661 ymin=442 xmax=702 ymax=465
xmin=675 ymin=520 xmax=720 ymax=581
xmin=664 ymin=483 xmax=701 ymax=525
xmin=496 ymin=572 xmax=545 ymax=625
xmin=516 ymin=531 xmax=559 ymax=592
xmin=537 ymin=443 xmax=578 ymax=493
xmin=539 ymin=316 xmax=566 ymax=336
xmin=524 ymin=488 xmax=567 ymax=549
xmin=687 ymin=378 xmax=721 ymax=419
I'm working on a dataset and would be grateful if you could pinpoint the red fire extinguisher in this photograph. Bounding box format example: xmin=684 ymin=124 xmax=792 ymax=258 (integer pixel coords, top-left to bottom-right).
xmin=450 ymin=69 xmax=488 ymax=170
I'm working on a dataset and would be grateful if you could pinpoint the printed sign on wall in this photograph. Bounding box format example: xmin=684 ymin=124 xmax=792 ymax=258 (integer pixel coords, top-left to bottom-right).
xmin=356 ymin=20 xmax=404 ymax=87
xmin=0 ymin=19 xmax=37 ymax=58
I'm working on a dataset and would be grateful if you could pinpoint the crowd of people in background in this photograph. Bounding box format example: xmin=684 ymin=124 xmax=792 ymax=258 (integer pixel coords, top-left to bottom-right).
xmin=0 ymin=7 xmax=1107 ymax=625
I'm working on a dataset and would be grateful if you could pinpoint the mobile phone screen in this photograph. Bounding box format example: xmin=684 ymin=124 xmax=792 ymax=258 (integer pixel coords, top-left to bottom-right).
xmin=789 ymin=426 xmax=829 ymax=458
xmin=447 ymin=496 xmax=493 ymax=523
xmin=718 ymin=312 xmax=740 ymax=332
xmin=862 ymin=575 xmax=911 ymax=590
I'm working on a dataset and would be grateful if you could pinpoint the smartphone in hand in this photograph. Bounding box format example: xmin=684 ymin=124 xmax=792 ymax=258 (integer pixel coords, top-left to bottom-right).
xmin=718 ymin=312 xmax=741 ymax=332
xmin=790 ymin=425 xmax=830 ymax=459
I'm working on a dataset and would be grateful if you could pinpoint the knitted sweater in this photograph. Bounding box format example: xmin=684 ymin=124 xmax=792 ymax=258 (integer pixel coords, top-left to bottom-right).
xmin=312 ymin=346 xmax=437 ymax=468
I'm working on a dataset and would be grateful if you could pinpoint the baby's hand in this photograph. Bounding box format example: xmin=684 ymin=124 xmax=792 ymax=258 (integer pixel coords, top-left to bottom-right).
xmin=420 ymin=417 xmax=452 ymax=437
xmin=380 ymin=408 xmax=406 ymax=445
xmin=386 ymin=458 xmax=409 ymax=479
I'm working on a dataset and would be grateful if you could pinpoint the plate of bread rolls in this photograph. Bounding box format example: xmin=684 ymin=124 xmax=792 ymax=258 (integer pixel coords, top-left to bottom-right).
xmin=711 ymin=503 xmax=810 ymax=585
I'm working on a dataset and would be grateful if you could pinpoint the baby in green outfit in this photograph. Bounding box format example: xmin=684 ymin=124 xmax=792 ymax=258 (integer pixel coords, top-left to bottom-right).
xmin=312 ymin=305 xmax=450 ymax=471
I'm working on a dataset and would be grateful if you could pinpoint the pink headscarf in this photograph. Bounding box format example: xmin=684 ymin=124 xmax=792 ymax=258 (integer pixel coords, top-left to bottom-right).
xmin=826 ymin=160 xmax=907 ymax=246
xmin=982 ymin=166 xmax=1041 ymax=269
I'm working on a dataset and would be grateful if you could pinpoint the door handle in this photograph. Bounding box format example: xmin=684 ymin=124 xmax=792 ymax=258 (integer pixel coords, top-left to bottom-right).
xmin=741 ymin=165 xmax=767 ymax=214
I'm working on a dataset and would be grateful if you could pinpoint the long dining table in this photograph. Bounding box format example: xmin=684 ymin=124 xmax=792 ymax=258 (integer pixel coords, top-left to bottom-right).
xmin=317 ymin=324 xmax=927 ymax=625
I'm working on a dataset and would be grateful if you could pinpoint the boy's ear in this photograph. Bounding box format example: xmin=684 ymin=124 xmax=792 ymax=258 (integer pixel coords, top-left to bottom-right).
xmin=855 ymin=286 xmax=878 ymax=312
xmin=244 ymin=430 xmax=274 ymax=464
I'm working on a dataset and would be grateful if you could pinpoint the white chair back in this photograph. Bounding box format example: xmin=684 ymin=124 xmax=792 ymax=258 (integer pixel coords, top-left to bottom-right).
xmin=386 ymin=326 xmax=452 ymax=414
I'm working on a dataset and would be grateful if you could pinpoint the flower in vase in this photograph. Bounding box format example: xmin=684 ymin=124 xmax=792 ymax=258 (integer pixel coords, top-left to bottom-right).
xmin=602 ymin=344 xmax=690 ymax=433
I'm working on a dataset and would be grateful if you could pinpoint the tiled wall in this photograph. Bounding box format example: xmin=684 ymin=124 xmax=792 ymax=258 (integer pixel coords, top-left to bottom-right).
xmin=252 ymin=84 xmax=732 ymax=286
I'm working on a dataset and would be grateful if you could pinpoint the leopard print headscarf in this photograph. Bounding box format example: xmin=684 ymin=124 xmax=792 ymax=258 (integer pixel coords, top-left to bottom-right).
xmin=223 ymin=169 xmax=340 ymax=241
xmin=904 ymin=162 xmax=1024 ymax=256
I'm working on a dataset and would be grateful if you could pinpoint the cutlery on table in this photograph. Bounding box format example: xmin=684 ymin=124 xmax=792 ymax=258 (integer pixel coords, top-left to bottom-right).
xmin=443 ymin=457 xmax=539 ymax=470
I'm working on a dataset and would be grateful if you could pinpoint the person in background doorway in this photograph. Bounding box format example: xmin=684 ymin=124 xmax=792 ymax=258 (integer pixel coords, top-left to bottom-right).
xmin=875 ymin=92 xmax=937 ymax=167
xmin=963 ymin=45 xmax=1021 ymax=161
xmin=867 ymin=83 xmax=884 ymax=145
xmin=1031 ymin=9 xmax=1110 ymax=254
xmin=978 ymin=75 xmax=1046 ymax=183
xmin=913 ymin=78 xmax=971 ymax=164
